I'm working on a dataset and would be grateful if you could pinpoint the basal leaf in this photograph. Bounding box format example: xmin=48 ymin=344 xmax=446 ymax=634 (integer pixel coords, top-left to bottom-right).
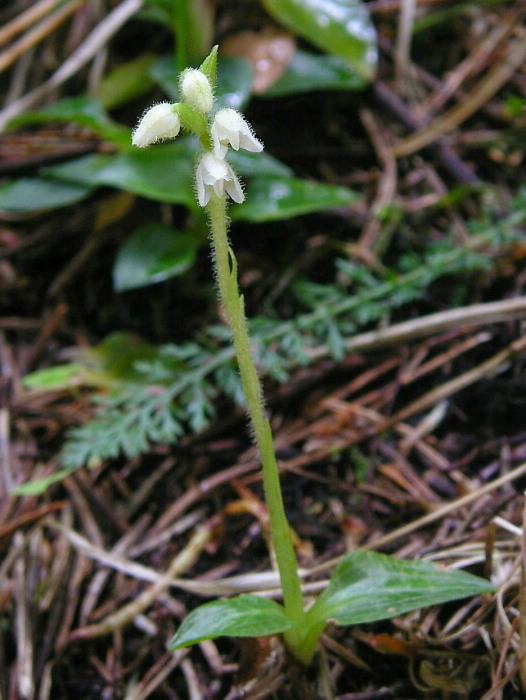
xmin=23 ymin=364 xmax=90 ymax=391
xmin=42 ymin=141 xmax=294 ymax=208
xmin=264 ymin=49 xmax=366 ymax=97
xmin=262 ymin=0 xmax=378 ymax=81
xmin=168 ymin=596 xmax=293 ymax=650
xmin=231 ymin=176 xmax=358 ymax=222
xmin=45 ymin=141 xmax=197 ymax=208
xmin=227 ymin=149 xmax=293 ymax=178
xmin=306 ymin=551 xmax=495 ymax=628
xmin=6 ymin=96 xmax=130 ymax=146
xmin=0 ymin=177 xmax=93 ymax=213
xmin=113 ymin=223 xmax=200 ymax=291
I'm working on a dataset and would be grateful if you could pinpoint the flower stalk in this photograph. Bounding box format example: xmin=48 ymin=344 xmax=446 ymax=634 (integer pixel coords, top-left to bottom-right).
xmin=132 ymin=46 xmax=308 ymax=659
xmin=206 ymin=193 xmax=305 ymax=634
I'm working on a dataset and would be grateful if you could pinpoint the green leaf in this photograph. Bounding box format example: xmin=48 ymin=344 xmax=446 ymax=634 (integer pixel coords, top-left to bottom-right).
xmin=0 ymin=177 xmax=92 ymax=213
xmin=306 ymin=551 xmax=495 ymax=628
xmin=231 ymin=176 xmax=358 ymax=222
xmin=44 ymin=141 xmax=293 ymax=206
xmin=45 ymin=140 xmax=197 ymax=208
xmin=168 ymin=596 xmax=293 ymax=650
xmin=23 ymin=364 xmax=89 ymax=391
xmin=264 ymin=49 xmax=366 ymax=97
xmin=150 ymin=56 xmax=253 ymax=110
xmin=5 ymin=96 xmax=129 ymax=147
xmin=12 ymin=468 xmax=79 ymax=496
xmin=228 ymin=150 xmax=293 ymax=178
xmin=96 ymin=54 xmax=157 ymax=109
xmin=113 ymin=223 xmax=199 ymax=291
xmin=215 ymin=57 xmax=254 ymax=111
xmin=262 ymin=0 xmax=378 ymax=81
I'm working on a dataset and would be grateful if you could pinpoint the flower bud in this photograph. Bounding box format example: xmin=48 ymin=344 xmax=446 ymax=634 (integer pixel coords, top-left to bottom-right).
xmin=180 ymin=69 xmax=214 ymax=114
xmin=132 ymin=103 xmax=180 ymax=148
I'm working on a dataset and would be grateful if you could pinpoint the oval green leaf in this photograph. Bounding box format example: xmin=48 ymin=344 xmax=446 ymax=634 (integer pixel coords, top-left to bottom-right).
xmin=113 ymin=223 xmax=199 ymax=291
xmin=0 ymin=177 xmax=92 ymax=213
xmin=306 ymin=551 xmax=495 ymax=628
xmin=45 ymin=141 xmax=197 ymax=208
xmin=6 ymin=96 xmax=129 ymax=147
xmin=231 ymin=176 xmax=358 ymax=222
xmin=262 ymin=0 xmax=378 ymax=81
xmin=168 ymin=595 xmax=293 ymax=650
xmin=263 ymin=49 xmax=367 ymax=97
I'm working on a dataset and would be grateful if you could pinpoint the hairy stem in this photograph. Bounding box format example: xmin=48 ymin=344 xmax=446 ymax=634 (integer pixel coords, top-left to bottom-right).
xmin=207 ymin=193 xmax=306 ymax=639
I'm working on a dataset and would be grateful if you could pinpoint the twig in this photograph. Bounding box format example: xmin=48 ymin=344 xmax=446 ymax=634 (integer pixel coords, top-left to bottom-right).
xmin=393 ymin=39 xmax=526 ymax=157
xmin=373 ymin=81 xmax=479 ymax=183
xmin=311 ymin=458 xmax=526 ymax=575
xmin=0 ymin=0 xmax=65 ymax=47
xmin=308 ymin=296 xmax=526 ymax=361
xmin=415 ymin=8 xmax=522 ymax=120
xmin=0 ymin=0 xmax=85 ymax=75
xmin=68 ymin=525 xmax=212 ymax=640
xmin=357 ymin=108 xmax=397 ymax=252
xmin=0 ymin=0 xmax=143 ymax=132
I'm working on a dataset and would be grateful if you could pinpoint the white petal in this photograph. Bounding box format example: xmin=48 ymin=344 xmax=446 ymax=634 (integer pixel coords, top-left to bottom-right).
xmin=211 ymin=108 xmax=263 ymax=157
xmin=195 ymin=167 xmax=208 ymax=207
xmin=224 ymin=166 xmax=245 ymax=204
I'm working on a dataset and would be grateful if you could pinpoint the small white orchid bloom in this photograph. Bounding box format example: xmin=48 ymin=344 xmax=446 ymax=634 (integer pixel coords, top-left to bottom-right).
xmin=132 ymin=103 xmax=180 ymax=148
xmin=211 ymin=108 xmax=263 ymax=158
xmin=196 ymin=153 xmax=244 ymax=207
xmin=180 ymin=69 xmax=214 ymax=114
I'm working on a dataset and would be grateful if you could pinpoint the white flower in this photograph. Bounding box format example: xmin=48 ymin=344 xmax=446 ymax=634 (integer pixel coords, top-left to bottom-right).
xmin=196 ymin=153 xmax=244 ymax=207
xmin=211 ymin=108 xmax=263 ymax=158
xmin=132 ymin=103 xmax=180 ymax=148
xmin=180 ymin=69 xmax=214 ymax=114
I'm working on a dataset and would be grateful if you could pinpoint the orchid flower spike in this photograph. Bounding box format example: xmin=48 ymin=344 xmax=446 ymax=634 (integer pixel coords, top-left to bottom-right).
xmin=211 ymin=108 xmax=263 ymax=159
xmin=196 ymin=153 xmax=244 ymax=207
xmin=132 ymin=103 xmax=180 ymax=148
xmin=180 ymin=69 xmax=214 ymax=114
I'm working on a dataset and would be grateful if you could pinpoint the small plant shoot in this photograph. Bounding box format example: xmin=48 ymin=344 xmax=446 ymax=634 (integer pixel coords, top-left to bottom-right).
xmin=132 ymin=47 xmax=495 ymax=666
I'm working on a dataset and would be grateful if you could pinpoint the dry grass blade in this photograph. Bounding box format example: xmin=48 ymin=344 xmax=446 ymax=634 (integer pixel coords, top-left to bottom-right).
xmin=0 ymin=0 xmax=143 ymax=130
xmin=0 ymin=0 xmax=66 ymax=47
xmin=69 ymin=525 xmax=212 ymax=640
xmin=393 ymin=38 xmax=526 ymax=157
xmin=0 ymin=0 xmax=85 ymax=75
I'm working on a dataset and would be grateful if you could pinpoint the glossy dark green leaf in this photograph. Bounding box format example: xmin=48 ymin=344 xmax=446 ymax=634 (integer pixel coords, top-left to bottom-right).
xmin=231 ymin=176 xmax=358 ymax=222
xmin=228 ymin=149 xmax=293 ymax=178
xmin=45 ymin=141 xmax=197 ymax=208
xmin=306 ymin=551 xmax=495 ymax=628
xmin=150 ymin=56 xmax=253 ymax=110
xmin=113 ymin=223 xmax=199 ymax=291
xmin=168 ymin=596 xmax=293 ymax=650
xmin=215 ymin=57 xmax=254 ymax=110
xmin=264 ymin=49 xmax=366 ymax=97
xmin=0 ymin=177 xmax=93 ymax=213
xmin=262 ymin=0 xmax=377 ymax=81
xmin=6 ymin=96 xmax=130 ymax=147
xmin=44 ymin=139 xmax=292 ymax=206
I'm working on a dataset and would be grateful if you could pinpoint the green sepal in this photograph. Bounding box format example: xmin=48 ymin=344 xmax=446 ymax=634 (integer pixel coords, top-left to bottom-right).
xmin=198 ymin=45 xmax=218 ymax=87
xmin=168 ymin=595 xmax=294 ymax=650
xmin=172 ymin=102 xmax=208 ymax=140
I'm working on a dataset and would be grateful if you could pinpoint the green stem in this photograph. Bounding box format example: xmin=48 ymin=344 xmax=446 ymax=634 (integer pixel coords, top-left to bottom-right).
xmin=207 ymin=193 xmax=306 ymax=637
